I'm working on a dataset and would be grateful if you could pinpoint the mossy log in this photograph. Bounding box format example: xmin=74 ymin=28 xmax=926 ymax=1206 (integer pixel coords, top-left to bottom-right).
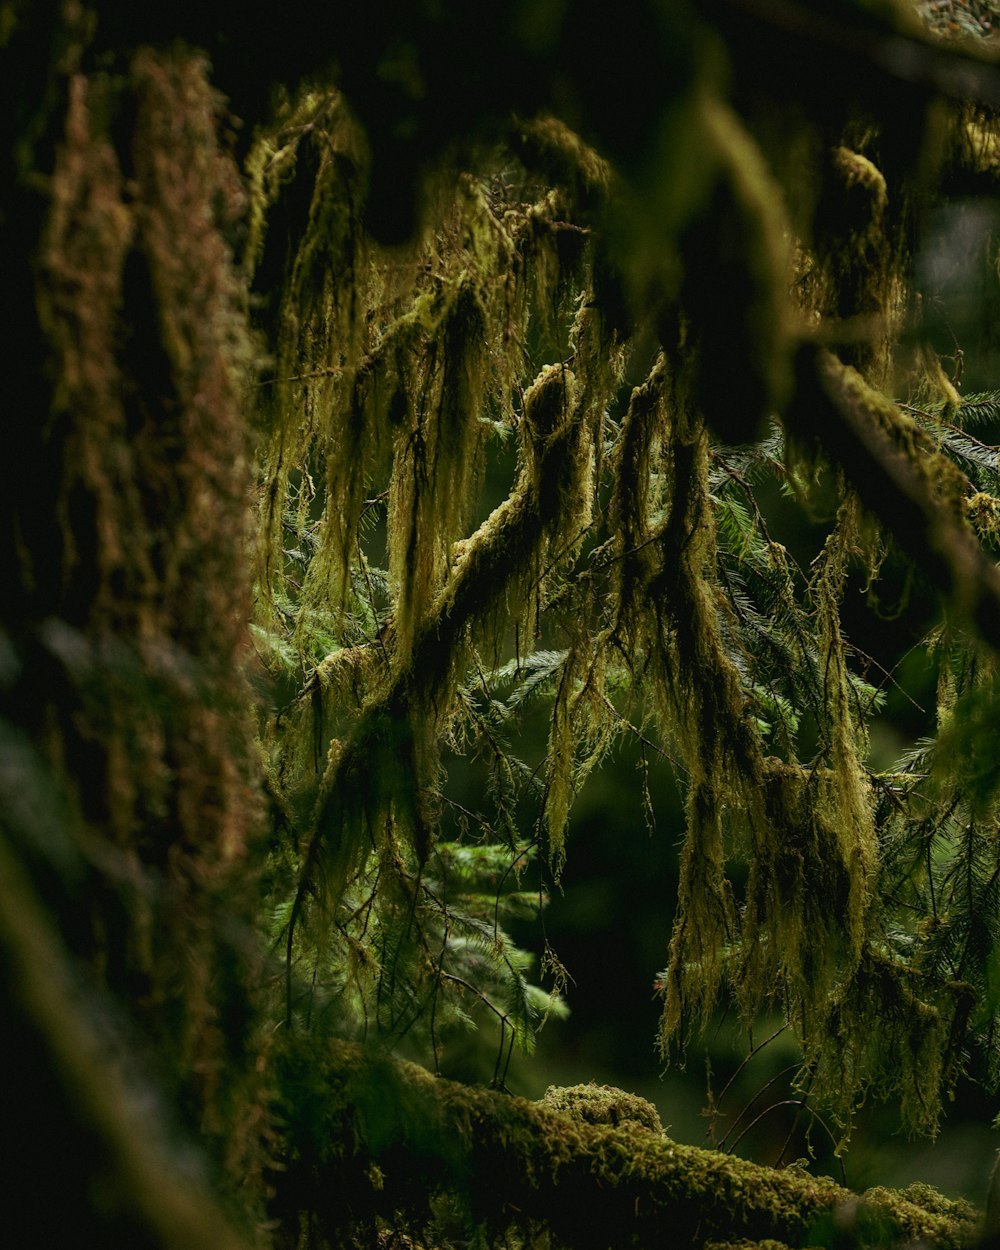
xmin=275 ymin=1040 xmax=978 ymax=1250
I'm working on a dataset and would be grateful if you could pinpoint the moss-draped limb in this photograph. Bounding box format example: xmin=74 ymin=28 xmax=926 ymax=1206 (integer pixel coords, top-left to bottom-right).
xmin=637 ymin=372 xmax=882 ymax=1098
xmin=284 ymin=365 xmax=593 ymax=1012
xmin=273 ymin=1039 xmax=977 ymax=1250
xmin=608 ymin=354 xmax=669 ymax=640
xmin=788 ymin=346 xmax=1000 ymax=652
xmin=250 ymin=97 xmax=601 ymax=648
xmin=639 ymin=389 xmax=778 ymax=1042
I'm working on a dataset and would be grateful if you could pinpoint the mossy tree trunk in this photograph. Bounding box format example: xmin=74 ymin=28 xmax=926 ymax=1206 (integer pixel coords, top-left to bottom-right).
xmin=0 ymin=4 xmax=265 ymax=1242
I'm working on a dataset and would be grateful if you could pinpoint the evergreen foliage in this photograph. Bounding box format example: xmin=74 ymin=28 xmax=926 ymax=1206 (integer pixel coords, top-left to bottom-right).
xmin=8 ymin=0 xmax=1000 ymax=1246
xmin=246 ymin=19 xmax=1000 ymax=1150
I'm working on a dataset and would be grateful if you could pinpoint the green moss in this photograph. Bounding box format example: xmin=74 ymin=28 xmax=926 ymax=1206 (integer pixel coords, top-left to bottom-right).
xmin=541 ymin=1082 xmax=663 ymax=1133
xmin=511 ymin=114 xmax=611 ymax=215
xmin=897 ymin=1182 xmax=978 ymax=1223
xmin=704 ymin=1240 xmax=794 ymax=1250
xmin=968 ymin=491 xmax=1000 ymax=537
xmin=278 ymin=1041 xmax=976 ymax=1250
xmin=861 ymin=1186 xmax=978 ymax=1246
xmin=243 ymin=21 xmax=1000 ymax=1183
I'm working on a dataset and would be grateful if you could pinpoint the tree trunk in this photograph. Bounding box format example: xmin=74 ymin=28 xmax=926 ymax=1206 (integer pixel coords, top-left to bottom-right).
xmin=1 ymin=4 xmax=265 ymax=1240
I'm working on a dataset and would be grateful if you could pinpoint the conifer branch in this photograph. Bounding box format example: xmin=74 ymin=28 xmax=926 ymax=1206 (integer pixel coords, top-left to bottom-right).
xmin=790 ymin=345 xmax=1000 ymax=653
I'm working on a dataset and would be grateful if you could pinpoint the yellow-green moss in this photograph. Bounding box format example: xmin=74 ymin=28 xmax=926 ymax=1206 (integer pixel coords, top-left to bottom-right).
xmin=541 ymin=1082 xmax=663 ymax=1133
xmin=968 ymin=491 xmax=1000 ymax=537
xmin=279 ymin=1040 xmax=976 ymax=1250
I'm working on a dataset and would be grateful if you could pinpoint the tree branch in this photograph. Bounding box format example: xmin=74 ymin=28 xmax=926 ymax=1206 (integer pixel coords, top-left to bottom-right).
xmin=274 ymin=1039 xmax=977 ymax=1250
xmin=787 ymin=345 xmax=1000 ymax=652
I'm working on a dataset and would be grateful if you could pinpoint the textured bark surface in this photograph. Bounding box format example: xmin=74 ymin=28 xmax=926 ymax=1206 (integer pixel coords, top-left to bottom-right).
xmin=0 ymin=8 xmax=266 ymax=1236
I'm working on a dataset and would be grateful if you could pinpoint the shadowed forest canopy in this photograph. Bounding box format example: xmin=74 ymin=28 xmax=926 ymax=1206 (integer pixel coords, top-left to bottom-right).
xmin=8 ymin=0 xmax=1000 ymax=1246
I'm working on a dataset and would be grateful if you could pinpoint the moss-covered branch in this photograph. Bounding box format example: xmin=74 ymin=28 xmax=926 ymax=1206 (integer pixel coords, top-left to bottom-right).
xmin=274 ymin=1039 xmax=978 ymax=1250
xmin=284 ymin=364 xmax=593 ymax=1008
xmin=788 ymin=345 xmax=1000 ymax=652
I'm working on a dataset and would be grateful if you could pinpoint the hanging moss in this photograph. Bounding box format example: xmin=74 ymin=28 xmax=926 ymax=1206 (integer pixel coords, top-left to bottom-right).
xmin=20 ymin=4 xmax=1000 ymax=1247
xmin=811 ymin=950 xmax=972 ymax=1139
xmin=284 ymin=361 xmax=597 ymax=988
xmin=388 ymin=275 xmax=491 ymax=662
xmin=227 ymin=0 xmax=1000 ymax=1201
xmin=608 ymin=355 xmax=669 ymax=639
xmin=810 ymin=145 xmax=899 ymax=382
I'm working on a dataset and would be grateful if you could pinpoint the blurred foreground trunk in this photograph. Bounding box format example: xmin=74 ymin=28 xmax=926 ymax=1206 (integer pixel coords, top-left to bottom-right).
xmin=0 ymin=4 xmax=265 ymax=1242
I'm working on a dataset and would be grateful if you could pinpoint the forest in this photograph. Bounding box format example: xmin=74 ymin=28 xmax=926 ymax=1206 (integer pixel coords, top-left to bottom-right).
xmin=6 ymin=0 xmax=1000 ymax=1246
